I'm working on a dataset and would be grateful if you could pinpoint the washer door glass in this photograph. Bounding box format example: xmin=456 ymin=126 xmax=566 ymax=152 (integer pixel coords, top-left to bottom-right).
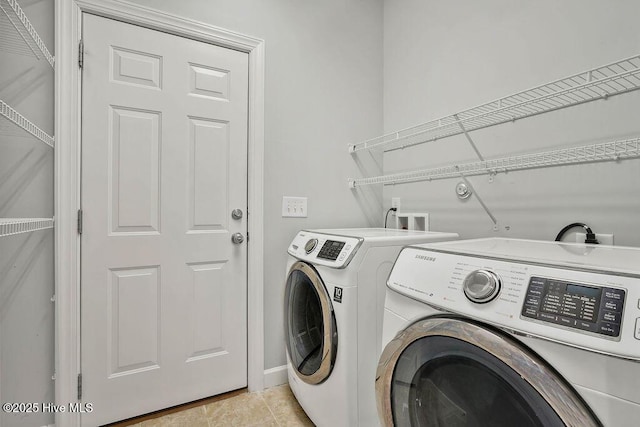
xmin=376 ymin=317 xmax=600 ymax=427
xmin=393 ymin=337 xmax=560 ymax=427
xmin=285 ymin=261 xmax=337 ymax=384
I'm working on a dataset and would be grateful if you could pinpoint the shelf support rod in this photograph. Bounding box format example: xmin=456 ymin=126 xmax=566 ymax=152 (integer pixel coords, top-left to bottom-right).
xmin=457 ymin=171 xmax=498 ymax=227
xmin=454 ymin=114 xmax=485 ymax=161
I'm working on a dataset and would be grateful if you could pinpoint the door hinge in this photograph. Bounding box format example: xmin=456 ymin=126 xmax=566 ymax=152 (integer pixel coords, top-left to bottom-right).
xmin=246 ymin=231 xmax=250 ymax=242
xmin=77 ymin=209 xmax=83 ymax=234
xmin=78 ymin=39 xmax=84 ymax=69
xmin=77 ymin=373 xmax=82 ymax=400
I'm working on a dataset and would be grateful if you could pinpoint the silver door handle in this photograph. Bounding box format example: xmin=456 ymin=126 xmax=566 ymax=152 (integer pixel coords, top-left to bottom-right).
xmin=231 ymin=233 xmax=245 ymax=244
xmin=231 ymin=209 xmax=243 ymax=220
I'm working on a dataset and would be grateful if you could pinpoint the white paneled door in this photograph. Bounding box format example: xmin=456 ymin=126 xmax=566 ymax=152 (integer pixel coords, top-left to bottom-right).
xmin=81 ymin=14 xmax=248 ymax=425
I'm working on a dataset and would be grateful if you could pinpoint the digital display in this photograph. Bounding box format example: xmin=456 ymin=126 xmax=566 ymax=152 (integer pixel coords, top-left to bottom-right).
xmin=540 ymin=281 xmax=599 ymax=322
xmin=317 ymin=240 xmax=345 ymax=261
xmin=521 ymin=276 xmax=624 ymax=338
xmin=566 ymin=283 xmax=601 ymax=298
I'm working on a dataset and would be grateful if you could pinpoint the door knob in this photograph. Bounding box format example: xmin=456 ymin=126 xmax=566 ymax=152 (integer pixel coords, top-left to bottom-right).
xmin=231 ymin=209 xmax=243 ymax=220
xmin=231 ymin=233 xmax=245 ymax=244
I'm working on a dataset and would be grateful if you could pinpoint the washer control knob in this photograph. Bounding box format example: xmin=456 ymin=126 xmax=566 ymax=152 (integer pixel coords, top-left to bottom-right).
xmin=305 ymin=238 xmax=318 ymax=254
xmin=463 ymin=269 xmax=501 ymax=303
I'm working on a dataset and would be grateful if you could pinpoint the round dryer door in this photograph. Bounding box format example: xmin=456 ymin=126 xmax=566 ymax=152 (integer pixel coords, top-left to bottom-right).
xmin=376 ymin=316 xmax=601 ymax=427
xmin=284 ymin=261 xmax=337 ymax=385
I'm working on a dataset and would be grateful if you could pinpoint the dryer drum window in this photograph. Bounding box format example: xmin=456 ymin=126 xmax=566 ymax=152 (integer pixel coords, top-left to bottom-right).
xmin=284 ymin=261 xmax=337 ymax=385
xmin=376 ymin=317 xmax=600 ymax=427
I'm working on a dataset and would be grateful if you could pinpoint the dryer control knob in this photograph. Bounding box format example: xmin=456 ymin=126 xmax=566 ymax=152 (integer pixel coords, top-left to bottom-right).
xmin=305 ymin=238 xmax=318 ymax=254
xmin=463 ymin=269 xmax=501 ymax=304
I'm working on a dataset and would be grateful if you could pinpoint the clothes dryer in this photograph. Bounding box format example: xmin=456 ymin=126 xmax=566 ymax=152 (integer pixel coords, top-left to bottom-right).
xmin=284 ymin=228 xmax=459 ymax=427
xmin=377 ymin=238 xmax=640 ymax=426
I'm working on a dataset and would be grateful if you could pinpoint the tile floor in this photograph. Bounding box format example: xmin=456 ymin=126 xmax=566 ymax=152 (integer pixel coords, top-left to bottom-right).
xmin=109 ymin=384 xmax=314 ymax=427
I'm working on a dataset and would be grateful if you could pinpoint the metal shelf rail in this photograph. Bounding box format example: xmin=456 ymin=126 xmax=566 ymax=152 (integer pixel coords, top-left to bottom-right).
xmin=349 ymin=55 xmax=640 ymax=154
xmin=0 ymin=0 xmax=55 ymax=239
xmin=349 ymin=137 xmax=640 ymax=188
xmin=0 ymin=0 xmax=54 ymax=67
xmin=0 ymin=218 xmax=54 ymax=237
xmin=1 ymin=100 xmax=54 ymax=147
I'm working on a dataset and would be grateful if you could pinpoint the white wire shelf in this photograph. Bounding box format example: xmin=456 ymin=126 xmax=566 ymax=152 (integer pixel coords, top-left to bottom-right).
xmin=349 ymin=137 xmax=640 ymax=188
xmin=349 ymin=55 xmax=640 ymax=154
xmin=0 ymin=0 xmax=54 ymax=67
xmin=0 ymin=218 xmax=54 ymax=237
xmin=0 ymin=99 xmax=54 ymax=147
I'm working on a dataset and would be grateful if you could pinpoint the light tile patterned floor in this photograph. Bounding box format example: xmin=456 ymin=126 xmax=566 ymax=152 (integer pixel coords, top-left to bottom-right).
xmin=116 ymin=384 xmax=314 ymax=427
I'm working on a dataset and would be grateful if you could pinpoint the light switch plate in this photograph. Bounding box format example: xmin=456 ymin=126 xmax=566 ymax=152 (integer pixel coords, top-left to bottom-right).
xmin=282 ymin=196 xmax=307 ymax=217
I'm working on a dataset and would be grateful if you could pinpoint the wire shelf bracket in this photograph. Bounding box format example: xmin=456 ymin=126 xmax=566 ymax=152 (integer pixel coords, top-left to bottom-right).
xmin=348 ymin=138 xmax=640 ymax=188
xmin=349 ymin=55 xmax=640 ymax=154
xmin=1 ymin=99 xmax=55 ymax=147
xmin=0 ymin=0 xmax=54 ymax=67
xmin=0 ymin=217 xmax=54 ymax=237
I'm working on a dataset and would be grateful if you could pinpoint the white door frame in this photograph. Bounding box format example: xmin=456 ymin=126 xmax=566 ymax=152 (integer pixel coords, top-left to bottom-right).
xmin=55 ymin=1 xmax=265 ymax=425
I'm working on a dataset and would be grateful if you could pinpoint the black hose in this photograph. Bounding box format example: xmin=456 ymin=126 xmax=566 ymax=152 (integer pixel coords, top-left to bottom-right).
xmin=384 ymin=207 xmax=397 ymax=228
xmin=555 ymin=222 xmax=599 ymax=244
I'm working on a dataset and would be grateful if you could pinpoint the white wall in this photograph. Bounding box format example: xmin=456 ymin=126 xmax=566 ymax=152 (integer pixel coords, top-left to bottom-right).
xmin=125 ymin=0 xmax=384 ymax=370
xmin=8 ymin=0 xmax=639 ymax=415
xmin=0 ymin=0 xmax=55 ymax=426
xmin=382 ymin=0 xmax=640 ymax=246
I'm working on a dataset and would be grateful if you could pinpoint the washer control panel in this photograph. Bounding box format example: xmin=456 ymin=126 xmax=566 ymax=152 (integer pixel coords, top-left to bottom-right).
xmin=387 ymin=245 xmax=640 ymax=360
xmin=288 ymin=231 xmax=363 ymax=268
xmin=521 ymin=276 xmax=624 ymax=338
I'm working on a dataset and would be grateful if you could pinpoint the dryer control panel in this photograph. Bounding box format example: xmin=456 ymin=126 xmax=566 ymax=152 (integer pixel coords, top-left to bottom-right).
xmin=387 ymin=245 xmax=640 ymax=360
xmin=288 ymin=231 xmax=363 ymax=268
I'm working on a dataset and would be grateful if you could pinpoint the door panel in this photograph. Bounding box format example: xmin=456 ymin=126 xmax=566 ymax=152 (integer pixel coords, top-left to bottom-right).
xmin=186 ymin=261 xmax=226 ymax=360
xmin=108 ymin=266 xmax=160 ymax=376
xmin=109 ymin=107 xmax=161 ymax=234
xmin=188 ymin=118 xmax=229 ymax=231
xmin=111 ymin=47 xmax=162 ymax=89
xmin=81 ymin=13 xmax=248 ymax=425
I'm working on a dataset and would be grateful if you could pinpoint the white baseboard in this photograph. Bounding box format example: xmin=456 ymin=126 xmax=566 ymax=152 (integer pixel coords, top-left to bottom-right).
xmin=263 ymin=365 xmax=288 ymax=389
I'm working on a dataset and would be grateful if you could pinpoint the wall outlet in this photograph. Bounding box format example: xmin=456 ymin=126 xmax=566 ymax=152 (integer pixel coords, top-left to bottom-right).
xmin=282 ymin=196 xmax=307 ymax=217
xmin=391 ymin=197 xmax=401 ymax=210
xmin=575 ymin=232 xmax=614 ymax=245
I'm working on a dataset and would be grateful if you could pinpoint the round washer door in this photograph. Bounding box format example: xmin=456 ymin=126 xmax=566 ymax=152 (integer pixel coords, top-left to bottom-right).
xmin=376 ymin=316 xmax=601 ymax=427
xmin=284 ymin=261 xmax=337 ymax=385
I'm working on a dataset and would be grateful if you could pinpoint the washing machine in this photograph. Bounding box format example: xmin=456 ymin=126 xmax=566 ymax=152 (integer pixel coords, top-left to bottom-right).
xmin=284 ymin=228 xmax=459 ymax=427
xmin=377 ymin=238 xmax=640 ymax=427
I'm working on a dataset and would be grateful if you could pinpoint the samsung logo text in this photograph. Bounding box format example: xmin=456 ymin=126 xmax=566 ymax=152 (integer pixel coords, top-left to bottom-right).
xmin=415 ymin=255 xmax=436 ymax=262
